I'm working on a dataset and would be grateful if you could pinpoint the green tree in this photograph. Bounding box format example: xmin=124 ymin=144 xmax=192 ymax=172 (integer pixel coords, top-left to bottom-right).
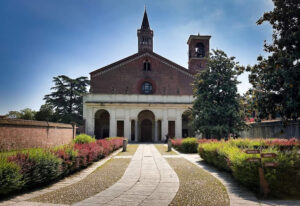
xmin=35 ymin=104 xmax=55 ymax=122
xmin=248 ymin=0 xmax=300 ymax=121
xmin=6 ymin=109 xmax=35 ymax=120
xmin=7 ymin=111 xmax=22 ymax=119
xmin=44 ymin=75 xmax=90 ymax=124
xmin=239 ymin=92 xmax=257 ymax=122
xmin=193 ymin=50 xmax=245 ymax=139
xmin=19 ymin=108 xmax=36 ymax=120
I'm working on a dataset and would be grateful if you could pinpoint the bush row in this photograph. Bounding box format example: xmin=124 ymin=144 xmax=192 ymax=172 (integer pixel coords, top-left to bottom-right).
xmin=0 ymin=135 xmax=124 ymax=197
xmin=198 ymin=138 xmax=300 ymax=198
xmin=171 ymin=138 xmax=218 ymax=153
xmin=171 ymin=137 xmax=300 ymax=153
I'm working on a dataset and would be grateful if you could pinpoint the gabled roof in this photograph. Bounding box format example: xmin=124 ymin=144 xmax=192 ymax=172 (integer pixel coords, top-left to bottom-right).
xmin=90 ymin=51 xmax=196 ymax=78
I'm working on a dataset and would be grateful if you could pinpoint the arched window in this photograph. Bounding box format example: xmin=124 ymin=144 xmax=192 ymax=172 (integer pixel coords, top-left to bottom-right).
xmin=195 ymin=43 xmax=205 ymax=57
xmin=143 ymin=60 xmax=151 ymax=71
xmin=142 ymin=82 xmax=153 ymax=94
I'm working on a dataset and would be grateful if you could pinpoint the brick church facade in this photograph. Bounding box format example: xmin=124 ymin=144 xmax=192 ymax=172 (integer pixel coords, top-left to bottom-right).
xmin=83 ymin=9 xmax=211 ymax=142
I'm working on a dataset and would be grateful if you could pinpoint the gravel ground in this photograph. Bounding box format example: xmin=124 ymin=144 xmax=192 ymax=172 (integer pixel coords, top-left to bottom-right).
xmin=30 ymin=158 xmax=130 ymax=205
xmin=167 ymin=158 xmax=229 ymax=206
xmin=155 ymin=144 xmax=177 ymax=155
xmin=117 ymin=144 xmax=139 ymax=156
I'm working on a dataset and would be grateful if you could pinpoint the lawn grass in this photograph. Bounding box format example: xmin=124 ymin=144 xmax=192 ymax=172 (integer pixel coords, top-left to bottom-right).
xmin=155 ymin=144 xmax=177 ymax=155
xmin=117 ymin=144 xmax=139 ymax=156
xmin=167 ymin=158 xmax=229 ymax=206
xmin=30 ymin=158 xmax=130 ymax=204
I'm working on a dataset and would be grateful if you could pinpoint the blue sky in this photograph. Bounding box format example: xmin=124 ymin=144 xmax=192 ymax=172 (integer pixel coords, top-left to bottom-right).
xmin=0 ymin=0 xmax=273 ymax=114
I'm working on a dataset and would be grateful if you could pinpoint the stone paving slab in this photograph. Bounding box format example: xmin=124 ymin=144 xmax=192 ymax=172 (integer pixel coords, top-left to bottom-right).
xmin=0 ymin=148 xmax=122 ymax=206
xmin=73 ymin=144 xmax=179 ymax=206
xmin=180 ymin=152 xmax=300 ymax=206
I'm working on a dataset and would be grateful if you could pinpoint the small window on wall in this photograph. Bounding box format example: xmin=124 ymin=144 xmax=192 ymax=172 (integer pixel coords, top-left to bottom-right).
xmin=142 ymin=82 xmax=153 ymax=94
xmin=143 ymin=60 xmax=151 ymax=71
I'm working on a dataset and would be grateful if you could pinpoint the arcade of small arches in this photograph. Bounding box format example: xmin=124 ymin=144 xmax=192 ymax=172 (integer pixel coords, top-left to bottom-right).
xmin=92 ymin=109 xmax=194 ymax=142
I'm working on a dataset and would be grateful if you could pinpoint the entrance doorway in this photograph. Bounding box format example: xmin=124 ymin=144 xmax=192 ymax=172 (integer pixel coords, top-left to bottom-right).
xmin=138 ymin=110 xmax=155 ymax=142
xmin=94 ymin=109 xmax=110 ymax=139
xmin=141 ymin=119 xmax=152 ymax=142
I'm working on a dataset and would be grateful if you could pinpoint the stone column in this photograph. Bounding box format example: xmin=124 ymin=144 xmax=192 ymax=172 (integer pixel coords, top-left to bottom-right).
xmin=154 ymin=120 xmax=158 ymax=142
xmin=135 ymin=119 xmax=138 ymax=142
xmin=124 ymin=117 xmax=130 ymax=139
xmin=175 ymin=115 xmax=182 ymax=138
xmin=109 ymin=116 xmax=116 ymax=137
xmin=162 ymin=118 xmax=168 ymax=142
xmin=86 ymin=108 xmax=95 ymax=137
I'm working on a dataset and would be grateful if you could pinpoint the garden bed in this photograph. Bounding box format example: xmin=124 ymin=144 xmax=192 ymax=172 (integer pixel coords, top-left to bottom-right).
xmin=0 ymin=135 xmax=124 ymax=198
xmin=171 ymin=137 xmax=217 ymax=153
xmin=198 ymin=138 xmax=300 ymax=199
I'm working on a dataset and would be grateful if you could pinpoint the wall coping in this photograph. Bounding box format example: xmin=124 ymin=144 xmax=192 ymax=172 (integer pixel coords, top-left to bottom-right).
xmin=0 ymin=119 xmax=73 ymax=129
xmin=247 ymin=119 xmax=300 ymax=127
xmin=83 ymin=94 xmax=194 ymax=104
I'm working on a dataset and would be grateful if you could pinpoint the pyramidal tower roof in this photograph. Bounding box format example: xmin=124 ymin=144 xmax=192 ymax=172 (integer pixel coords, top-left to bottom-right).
xmin=141 ymin=7 xmax=150 ymax=29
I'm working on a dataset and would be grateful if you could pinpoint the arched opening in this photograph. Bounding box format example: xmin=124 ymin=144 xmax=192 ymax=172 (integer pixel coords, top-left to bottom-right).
xmin=182 ymin=110 xmax=194 ymax=138
xmin=138 ymin=110 xmax=155 ymax=142
xmin=95 ymin=109 xmax=110 ymax=139
xmin=143 ymin=60 xmax=151 ymax=71
xmin=195 ymin=43 xmax=205 ymax=57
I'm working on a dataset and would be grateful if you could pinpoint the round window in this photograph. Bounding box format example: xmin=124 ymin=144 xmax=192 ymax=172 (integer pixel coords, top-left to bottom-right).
xmin=142 ymin=82 xmax=153 ymax=94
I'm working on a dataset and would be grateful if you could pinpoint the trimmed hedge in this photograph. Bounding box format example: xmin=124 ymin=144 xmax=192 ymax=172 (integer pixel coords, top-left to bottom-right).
xmin=198 ymin=138 xmax=300 ymax=198
xmin=0 ymin=135 xmax=124 ymax=197
xmin=74 ymin=134 xmax=96 ymax=144
xmin=171 ymin=138 xmax=218 ymax=153
xmin=181 ymin=138 xmax=199 ymax=153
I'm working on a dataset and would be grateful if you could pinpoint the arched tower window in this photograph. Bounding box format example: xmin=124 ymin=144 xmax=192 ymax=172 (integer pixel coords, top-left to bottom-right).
xmin=195 ymin=43 xmax=205 ymax=57
xmin=142 ymin=82 xmax=153 ymax=94
xmin=143 ymin=60 xmax=151 ymax=71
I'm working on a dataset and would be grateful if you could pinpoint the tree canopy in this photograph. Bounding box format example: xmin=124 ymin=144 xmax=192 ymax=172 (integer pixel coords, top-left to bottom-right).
xmin=193 ymin=49 xmax=245 ymax=139
xmin=7 ymin=108 xmax=36 ymax=120
xmin=44 ymin=75 xmax=90 ymax=124
xmin=248 ymin=0 xmax=300 ymax=121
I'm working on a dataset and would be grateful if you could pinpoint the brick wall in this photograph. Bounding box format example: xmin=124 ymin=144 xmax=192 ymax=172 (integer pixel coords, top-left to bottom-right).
xmin=0 ymin=119 xmax=76 ymax=151
xmin=91 ymin=53 xmax=195 ymax=95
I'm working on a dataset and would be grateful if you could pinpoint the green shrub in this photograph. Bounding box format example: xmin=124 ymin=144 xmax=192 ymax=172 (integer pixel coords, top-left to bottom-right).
xmin=263 ymin=149 xmax=300 ymax=198
xmin=74 ymin=134 xmax=95 ymax=144
xmin=0 ymin=158 xmax=23 ymax=195
xmin=181 ymin=138 xmax=198 ymax=153
xmin=199 ymin=139 xmax=300 ymax=198
xmin=8 ymin=149 xmax=61 ymax=187
xmin=230 ymin=150 xmax=261 ymax=191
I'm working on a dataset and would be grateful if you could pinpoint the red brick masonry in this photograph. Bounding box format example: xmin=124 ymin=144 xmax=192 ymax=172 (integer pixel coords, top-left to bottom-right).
xmin=0 ymin=119 xmax=76 ymax=151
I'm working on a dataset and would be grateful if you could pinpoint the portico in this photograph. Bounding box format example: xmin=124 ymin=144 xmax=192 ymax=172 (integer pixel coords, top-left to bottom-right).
xmin=83 ymin=94 xmax=193 ymax=142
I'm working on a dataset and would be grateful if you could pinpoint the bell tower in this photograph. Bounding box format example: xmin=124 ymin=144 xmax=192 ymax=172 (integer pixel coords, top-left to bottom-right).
xmin=137 ymin=8 xmax=153 ymax=52
xmin=187 ymin=34 xmax=211 ymax=73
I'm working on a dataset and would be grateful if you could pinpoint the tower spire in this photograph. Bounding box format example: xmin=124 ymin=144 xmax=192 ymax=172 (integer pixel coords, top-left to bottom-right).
xmin=141 ymin=7 xmax=150 ymax=30
xmin=137 ymin=7 xmax=154 ymax=52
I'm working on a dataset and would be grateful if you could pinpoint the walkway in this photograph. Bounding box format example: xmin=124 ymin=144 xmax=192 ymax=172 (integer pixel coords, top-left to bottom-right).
xmin=73 ymin=144 xmax=179 ymax=206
